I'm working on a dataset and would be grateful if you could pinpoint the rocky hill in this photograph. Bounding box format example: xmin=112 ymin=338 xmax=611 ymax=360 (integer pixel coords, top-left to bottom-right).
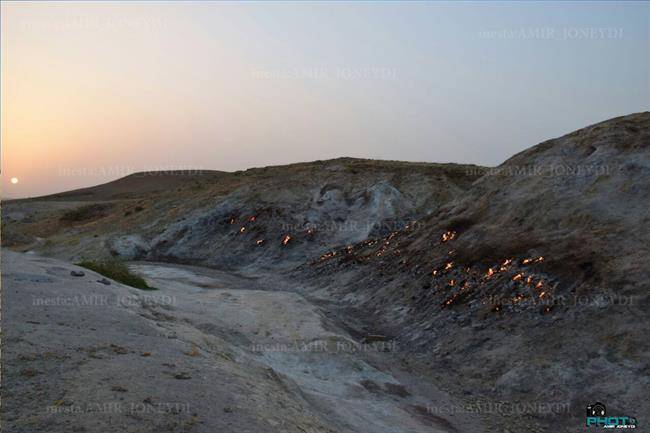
xmin=306 ymin=112 xmax=650 ymax=432
xmin=2 ymin=113 xmax=648 ymax=433
xmin=2 ymin=158 xmax=485 ymax=271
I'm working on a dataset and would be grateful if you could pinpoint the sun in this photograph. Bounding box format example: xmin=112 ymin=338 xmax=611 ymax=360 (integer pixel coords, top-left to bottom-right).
xmin=10 ymin=177 xmax=19 ymax=184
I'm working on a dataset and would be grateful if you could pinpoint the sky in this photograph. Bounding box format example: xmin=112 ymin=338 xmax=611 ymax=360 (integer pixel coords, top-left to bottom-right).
xmin=1 ymin=1 xmax=649 ymax=198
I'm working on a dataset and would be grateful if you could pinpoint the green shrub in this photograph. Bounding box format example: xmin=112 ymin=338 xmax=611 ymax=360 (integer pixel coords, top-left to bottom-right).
xmin=76 ymin=258 xmax=156 ymax=290
xmin=60 ymin=204 xmax=109 ymax=223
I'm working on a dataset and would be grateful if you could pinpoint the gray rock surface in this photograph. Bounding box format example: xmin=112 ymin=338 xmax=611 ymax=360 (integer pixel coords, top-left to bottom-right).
xmin=2 ymin=251 xmax=484 ymax=433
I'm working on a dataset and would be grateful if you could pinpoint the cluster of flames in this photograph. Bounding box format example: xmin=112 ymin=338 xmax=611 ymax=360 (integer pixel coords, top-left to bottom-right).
xmin=432 ymin=252 xmax=552 ymax=313
xmin=318 ymin=222 xmax=418 ymax=262
xmin=319 ymin=232 xmax=399 ymax=261
xmin=228 ymin=214 xmax=297 ymax=247
xmin=441 ymin=230 xmax=456 ymax=243
xmin=314 ymin=226 xmax=555 ymax=315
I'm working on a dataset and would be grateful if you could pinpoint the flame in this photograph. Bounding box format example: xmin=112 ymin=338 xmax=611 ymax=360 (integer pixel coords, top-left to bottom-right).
xmin=539 ymin=291 xmax=547 ymax=299
xmin=441 ymin=230 xmax=456 ymax=243
xmin=526 ymin=275 xmax=534 ymax=285
xmin=512 ymin=273 xmax=524 ymax=281
xmin=512 ymin=294 xmax=525 ymax=303
xmin=523 ymin=256 xmax=544 ymax=265
xmin=256 ymin=239 xmax=265 ymax=246
xmin=535 ymin=281 xmax=543 ymax=289
xmin=443 ymin=294 xmax=459 ymax=306
xmin=229 ymin=218 xmax=236 ymax=225
xmin=448 ymin=279 xmax=456 ymax=286
xmin=444 ymin=262 xmax=454 ymax=271
xmin=432 ymin=269 xmax=438 ymax=276
xmin=485 ymin=268 xmax=495 ymax=278
xmin=320 ymin=251 xmax=337 ymax=260
xmin=249 ymin=216 xmax=257 ymax=222
xmin=282 ymin=235 xmax=291 ymax=246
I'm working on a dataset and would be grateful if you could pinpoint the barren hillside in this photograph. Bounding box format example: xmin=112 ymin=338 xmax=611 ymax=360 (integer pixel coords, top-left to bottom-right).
xmin=2 ymin=113 xmax=649 ymax=433
xmin=307 ymin=112 xmax=650 ymax=432
xmin=2 ymin=158 xmax=485 ymax=270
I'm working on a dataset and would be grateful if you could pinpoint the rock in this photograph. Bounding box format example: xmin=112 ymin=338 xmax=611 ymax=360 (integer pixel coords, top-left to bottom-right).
xmin=97 ymin=278 xmax=111 ymax=285
xmin=174 ymin=372 xmax=192 ymax=380
xmin=70 ymin=270 xmax=85 ymax=277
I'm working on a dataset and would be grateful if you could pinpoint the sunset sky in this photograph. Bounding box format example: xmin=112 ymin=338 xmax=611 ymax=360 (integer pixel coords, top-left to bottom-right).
xmin=2 ymin=1 xmax=648 ymax=198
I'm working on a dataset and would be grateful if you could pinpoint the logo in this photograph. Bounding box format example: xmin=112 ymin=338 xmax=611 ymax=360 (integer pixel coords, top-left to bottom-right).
xmin=586 ymin=402 xmax=637 ymax=429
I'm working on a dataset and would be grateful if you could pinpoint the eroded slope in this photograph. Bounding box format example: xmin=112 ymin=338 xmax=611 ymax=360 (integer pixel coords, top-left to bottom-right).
xmin=2 ymin=158 xmax=484 ymax=271
xmin=307 ymin=112 xmax=650 ymax=432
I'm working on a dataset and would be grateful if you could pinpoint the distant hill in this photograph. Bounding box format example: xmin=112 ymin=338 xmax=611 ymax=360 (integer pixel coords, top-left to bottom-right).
xmin=26 ymin=170 xmax=227 ymax=202
xmin=1 ymin=158 xmax=486 ymax=270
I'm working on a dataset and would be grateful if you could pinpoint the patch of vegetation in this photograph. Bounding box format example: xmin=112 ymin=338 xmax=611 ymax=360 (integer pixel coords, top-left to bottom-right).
xmin=60 ymin=204 xmax=110 ymax=223
xmin=125 ymin=205 xmax=145 ymax=217
xmin=76 ymin=258 xmax=156 ymax=290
